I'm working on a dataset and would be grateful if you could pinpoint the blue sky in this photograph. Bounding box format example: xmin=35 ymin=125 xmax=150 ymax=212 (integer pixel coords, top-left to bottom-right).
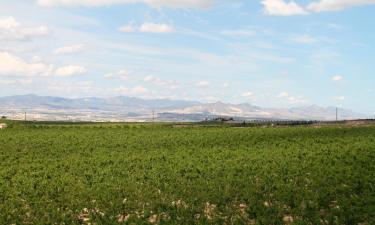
xmin=0 ymin=0 xmax=374 ymax=114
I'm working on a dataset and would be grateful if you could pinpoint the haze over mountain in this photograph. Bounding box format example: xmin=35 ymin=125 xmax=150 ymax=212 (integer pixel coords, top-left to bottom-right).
xmin=0 ymin=94 xmax=367 ymax=122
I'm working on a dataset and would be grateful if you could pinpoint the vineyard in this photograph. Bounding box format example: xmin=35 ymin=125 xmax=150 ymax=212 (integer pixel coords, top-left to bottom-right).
xmin=0 ymin=122 xmax=375 ymax=224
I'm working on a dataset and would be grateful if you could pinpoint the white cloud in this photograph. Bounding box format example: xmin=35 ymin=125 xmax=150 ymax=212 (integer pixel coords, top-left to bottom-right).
xmin=139 ymin=23 xmax=175 ymax=33
xmin=220 ymin=29 xmax=255 ymax=37
xmin=334 ymin=96 xmax=345 ymax=101
xmin=307 ymin=0 xmax=375 ymax=12
xmin=242 ymin=92 xmax=254 ymax=98
xmin=118 ymin=24 xmax=136 ymax=33
xmin=55 ymin=65 xmax=87 ymax=77
xmin=277 ymin=92 xmax=289 ymax=98
xmin=262 ymin=0 xmax=375 ymax=15
xmin=104 ymin=70 xmax=132 ymax=80
xmin=287 ymin=96 xmax=307 ymax=104
xmin=261 ymin=0 xmax=308 ymax=16
xmin=223 ymin=82 xmax=229 ymax=88
xmin=0 ymin=17 xmax=49 ymax=41
xmin=277 ymin=91 xmax=307 ymax=104
xmin=143 ymin=75 xmax=179 ymax=88
xmin=36 ymin=0 xmax=213 ymax=9
xmin=0 ymin=17 xmax=19 ymax=29
xmin=0 ymin=51 xmax=53 ymax=76
xmin=0 ymin=52 xmax=88 ymax=78
xmin=0 ymin=52 xmax=89 ymax=78
xmin=54 ymin=44 xmax=84 ymax=54
xmin=119 ymin=23 xmax=175 ymax=33
xmin=195 ymin=80 xmax=210 ymax=88
xmin=332 ymin=75 xmax=344 ymax=82
xmin=144 ymin=75 xmax=155 ymax=82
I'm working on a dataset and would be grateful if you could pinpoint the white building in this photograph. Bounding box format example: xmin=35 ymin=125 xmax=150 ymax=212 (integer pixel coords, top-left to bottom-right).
xmin=0 ymin=123 xmax=7 ymax=129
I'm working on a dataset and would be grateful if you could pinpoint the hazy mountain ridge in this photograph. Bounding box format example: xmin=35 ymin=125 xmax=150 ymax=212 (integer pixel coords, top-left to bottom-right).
xmin=169 ymin=102 xmax=365 ymax=120
xmin=0 ymin=94 xmax=198 ymax=111
xmin=0 ymin=94 xmax=367 ymax=121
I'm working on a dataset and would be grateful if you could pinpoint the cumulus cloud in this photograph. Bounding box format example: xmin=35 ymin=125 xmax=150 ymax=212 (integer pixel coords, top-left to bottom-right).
xmin=55 ymin=65 xmax=87 ymax=77
xmin=332 ymin=75 xmax=344 ymax=82
xmin=242 ymin=92 xmax=254 ymax=98
xmin=36 ymin=0 xmax=213 ymax=9
xmin=277 ymin=92 xmax=289 ymax=98
xmin=220 ymin=29 xmax=255 ymax=37
xmin=307 ymin=0 xmax=375 ymax=12
xmin=118 ymin=24 xmax=136 ymax=33
xmin=195 ymin=80 xmax=210 ymax=88
xmin=0 ymin=17 xmax=49 ymax=41
xmin=104 ymin=70 xmax=132 ymax=80
xmin=0 ymin=51 xmax=89 ymax=78
xmin=287 ymin=96 xmax=307 ymax=104
xmin=143 ymin=75 xmax=179 ymax=88
xmin=143 ymin=75 xmax=155 ymax=82
xmin=261 ymin=0 xmax=308 ymax=16
xmin=0 ymin=51 xmax=53 ymax=76
xmin=54 ymin=44 xmax=84 ymax=54
xmin=262 ymin=0 xmax=375 ymax=16
xmin=277 ymin=91 xmax=307 ymax=104
xmin=139 ymin=23 xmax=175 ymax=33
xmin=119 ymin=23 xmax=175 ymax=33
xmin=334 ymin=96 xmax=345 ymax=101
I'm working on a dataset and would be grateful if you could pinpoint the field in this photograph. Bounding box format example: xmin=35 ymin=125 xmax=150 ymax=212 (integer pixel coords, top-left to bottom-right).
xmin=1 ymin=122 xmax=375 ymax=224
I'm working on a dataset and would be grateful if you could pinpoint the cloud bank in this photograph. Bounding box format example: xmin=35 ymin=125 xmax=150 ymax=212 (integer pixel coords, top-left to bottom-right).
xmin=119 ymin=23 xmax=175 ymax=33
xmin=0 ymin=17 xmax=49 ymax=41
xmin=262 ymin=0 xmax=375 ymax=16
xmin=36 ymin=0 xmax=213 ymax=9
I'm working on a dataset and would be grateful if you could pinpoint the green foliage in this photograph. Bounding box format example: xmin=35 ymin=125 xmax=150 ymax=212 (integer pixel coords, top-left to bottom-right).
xmin=0 ymin=124 xmax=374 ymax=224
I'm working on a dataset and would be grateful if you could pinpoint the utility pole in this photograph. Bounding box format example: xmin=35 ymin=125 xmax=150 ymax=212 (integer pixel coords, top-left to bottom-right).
xmin=152 ymin=110 xmax=155 ymax=123
xmin=336 ymin=107 xmax=338 ymax=122
xmin=24 ymin=112 xmax=27 ymax=122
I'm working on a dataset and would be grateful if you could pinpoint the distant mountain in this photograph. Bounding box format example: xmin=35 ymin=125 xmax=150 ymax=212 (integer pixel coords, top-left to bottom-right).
xmin=0 ymin=94 xmax=368 ymax=121
xmin=167 ymin=102 xmax=366 ymax=121
xmin=0 ymin=94 xmax=198 ymax=111
xmin=168 ymin=102 xmax=269 ymax=117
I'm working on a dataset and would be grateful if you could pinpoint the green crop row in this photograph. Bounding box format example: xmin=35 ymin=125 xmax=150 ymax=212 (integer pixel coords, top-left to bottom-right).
xmin=0 ymin=124 xmax=374 ymax=224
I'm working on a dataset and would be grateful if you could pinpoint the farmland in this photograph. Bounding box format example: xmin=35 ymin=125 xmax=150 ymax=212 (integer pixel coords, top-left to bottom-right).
xmin=0 ymin=122 xmax=375 ymax=224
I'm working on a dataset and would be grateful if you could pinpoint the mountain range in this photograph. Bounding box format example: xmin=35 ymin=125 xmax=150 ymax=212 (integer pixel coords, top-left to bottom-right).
xmin=0 ymin=94 xmax=368 ymax=121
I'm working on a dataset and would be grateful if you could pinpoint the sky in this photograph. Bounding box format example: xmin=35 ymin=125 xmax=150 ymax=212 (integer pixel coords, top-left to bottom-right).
xmin=0 ymin=0 xmax=374 ymax=114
